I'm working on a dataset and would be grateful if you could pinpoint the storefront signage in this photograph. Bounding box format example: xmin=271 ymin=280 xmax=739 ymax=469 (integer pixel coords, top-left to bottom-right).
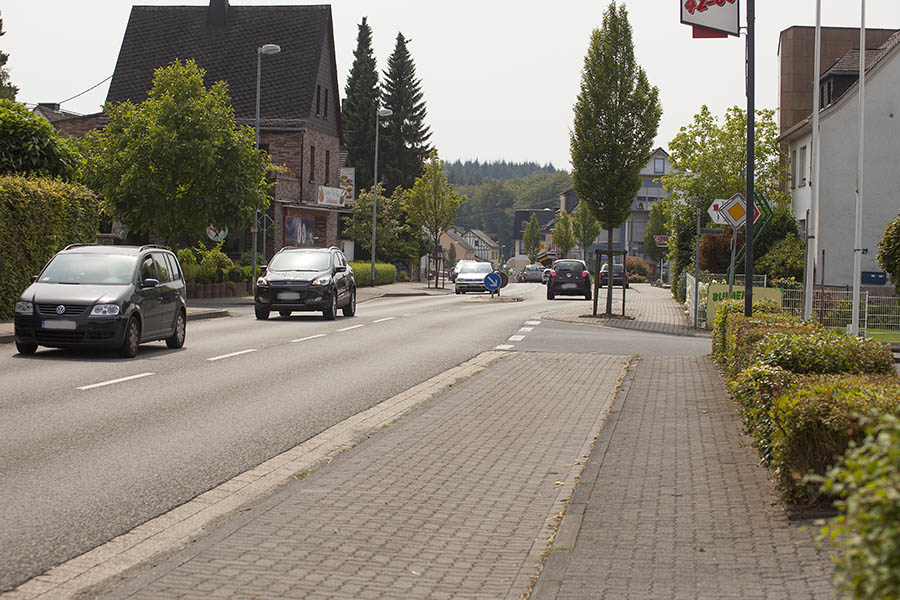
xmin=339 ymin=168 xmax=355 ymax=205
xmin=317 ymin=185 xmax=345 ymax=207
xmin=706 ymin=283 xmax=781 ymax=326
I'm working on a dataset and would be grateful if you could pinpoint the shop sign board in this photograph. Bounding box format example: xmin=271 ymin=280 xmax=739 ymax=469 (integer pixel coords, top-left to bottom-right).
xmin=706 ymin=283 xmax=781 ymax=326
xmin=339 ymin=168 xmax=355 ymax=205
xmin=317 ymin=185 xmax=345 ymax=207
xmin=680 ymin=0 xmax=740 ymax=36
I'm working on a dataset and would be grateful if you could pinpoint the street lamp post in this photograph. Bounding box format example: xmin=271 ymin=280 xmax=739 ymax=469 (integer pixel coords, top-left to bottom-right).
xmin=371 ymin=107 xmax=393 ymax=285
xmin=253 ymin=43 xmax=281 ymax=293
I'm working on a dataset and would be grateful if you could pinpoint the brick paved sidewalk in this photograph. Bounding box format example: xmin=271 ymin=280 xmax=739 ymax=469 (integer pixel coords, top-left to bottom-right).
xmin=542 ymin=284 xmax=701 ymax=337
xmin=533 ymin=356 xmax=833 ymax=600
xmin=98 ymin=353 xmax=628 ymax=600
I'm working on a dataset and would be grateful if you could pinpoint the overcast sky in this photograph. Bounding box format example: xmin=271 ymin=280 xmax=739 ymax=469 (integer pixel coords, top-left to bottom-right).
xmin=3 ymin=1 xmax=899 ymax=170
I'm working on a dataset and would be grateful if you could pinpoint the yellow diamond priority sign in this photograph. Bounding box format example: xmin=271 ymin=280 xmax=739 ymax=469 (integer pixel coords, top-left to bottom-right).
xmin=719 ymin=193 xmax=747 ymax=229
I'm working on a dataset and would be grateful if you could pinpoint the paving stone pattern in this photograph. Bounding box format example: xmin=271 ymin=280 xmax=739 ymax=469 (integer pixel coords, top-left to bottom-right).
xmin=541 ymin=356 xmax=833 ymax=600
xmin=105 ymin=353 xmax=626 ymax=600
xmin=543 ymin=284 xmax=700 ymax=337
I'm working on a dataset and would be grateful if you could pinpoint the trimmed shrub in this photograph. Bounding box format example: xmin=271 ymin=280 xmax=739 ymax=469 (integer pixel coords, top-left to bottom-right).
xmin=0 ymin=175 xmax=100 ymax=319
xmin=730 ymin=364 xmax=795 ymax=465
xmin=350 ymin=261 xmax=395 ymax=286
xmin=711 ymin=298 xmax=784 ymax=362
xmin=770 ymin=376 xmax=900 ymax=503
xmin=818 ymin=414 xmax=900 ymax=599
xmin=751 ymin=330 xmax=895 ymax=376
xmin=625 ymin=256 xmax=649 ymax=277
xmin=628 ymin=273 xmax=647 ymax=284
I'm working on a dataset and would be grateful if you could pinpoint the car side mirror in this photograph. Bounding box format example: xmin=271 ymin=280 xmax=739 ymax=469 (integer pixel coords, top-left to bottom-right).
xmin=259 ymin=265 xmax=267 ymax=273
xmin=141 ymin=278 xmax=159 ymax=288
xmin=30 ymin=275 xmax=38 ymax=283
xmin=334 ymin=265 xmax=347 ymax=272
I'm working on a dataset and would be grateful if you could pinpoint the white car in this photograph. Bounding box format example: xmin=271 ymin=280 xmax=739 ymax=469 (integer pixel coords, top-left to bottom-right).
xmin=454 ymin=262 xmax=494 ymax=294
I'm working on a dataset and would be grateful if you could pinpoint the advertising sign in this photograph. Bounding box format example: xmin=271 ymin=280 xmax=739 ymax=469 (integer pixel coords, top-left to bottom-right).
xmin=680 ymin=0 xmax=740 ymax=36
xmin=317 ymin=185 xmax=345 ymax=207
xmin=706 ymin=283 xmax=781 ymax=326
xmin=653 ymin=235 xmax=670 ymax=248
xmin=339 ymin=167 xmax=355 ymax=205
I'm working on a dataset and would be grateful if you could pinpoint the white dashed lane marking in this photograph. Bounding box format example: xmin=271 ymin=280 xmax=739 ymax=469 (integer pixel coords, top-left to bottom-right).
xmin=518 ymin=327 xmax=534 ymax=332
xmin=525 ymin=320 xmax=541 ymax=325
xmin=372 ymin=317 xmax=395 ymax=323
xmin=77 ymin=372 xmax=155 ymax=391
xmin=292 ymin=334 xmax=327 ymax=343
xmin=337 ymin=324 xmax=364 ymax=332
xmin=495 ymin=344 xmax=515 ymax=351
xmin=207 ymin=349 xmax=257 ymax=362
xmin=508 ymin=335 xmax=525 ymax=342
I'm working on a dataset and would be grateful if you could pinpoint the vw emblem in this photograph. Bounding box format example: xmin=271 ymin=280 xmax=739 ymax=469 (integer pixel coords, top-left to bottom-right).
xmin=56 ymin=305 xmax=66 ymax=315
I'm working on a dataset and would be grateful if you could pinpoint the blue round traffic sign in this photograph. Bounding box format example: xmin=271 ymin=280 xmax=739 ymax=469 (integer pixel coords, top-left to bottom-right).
xmin=484 ymin=272 xmax=502 ymax=291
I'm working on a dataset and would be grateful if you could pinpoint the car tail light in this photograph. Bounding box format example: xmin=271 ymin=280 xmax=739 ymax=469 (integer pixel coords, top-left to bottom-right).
xmin=550 ymin=269 xmax=557 ymax=278
xmin=581 ymin=270 xmax=590 ymax=279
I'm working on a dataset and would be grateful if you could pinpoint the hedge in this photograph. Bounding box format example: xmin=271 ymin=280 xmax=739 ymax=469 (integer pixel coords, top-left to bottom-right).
xmin=770 ymin=376 xmax=900 ymax=503
xmin=750 ymin=330 xmax=895 ymax=376
xmin=349 ymin=261 xmax=396 ymax=287
xmin=711 ymin=298 xmax=783 ymax=362
xmin=729 ymin=364 xmax=796 ymax=466
xmin=0 ymin=175 xmax=100 ymax=319
xmin=721 ymin=315 xmax=818 ymax=375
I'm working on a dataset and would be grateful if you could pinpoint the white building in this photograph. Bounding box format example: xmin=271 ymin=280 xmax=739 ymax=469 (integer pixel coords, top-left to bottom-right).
xmin=779 ymin=30 xmax=900 ymax=289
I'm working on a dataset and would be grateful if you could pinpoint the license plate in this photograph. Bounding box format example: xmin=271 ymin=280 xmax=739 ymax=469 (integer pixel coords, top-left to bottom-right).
xmin=43 ymin=320 xmax=76 ymax=330
xmin=277 ymin=292 xmax=301 ymax=301
xmin=562 ymin=283 xmax=577 ymax=289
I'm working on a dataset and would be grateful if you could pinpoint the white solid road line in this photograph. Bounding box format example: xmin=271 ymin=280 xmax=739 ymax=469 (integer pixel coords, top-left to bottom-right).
xmin=508 ymin=335 xmax=525 ymax=342
xmin=495 ymin=344 xmax=515 ymax=350
xmin=207 ymin=349 xmax=257 ymax=362
xmin=292 ymin=334 xmax=327 ymax=343
xmin=372 ymin=317 xmax=395 ymax=323
xmin=524 ymin=320 xmax=541 ymax=325
xmin=337 ymin=324 xmax=365 ymax=332
xmin=77 ymin=372 xmax=155 ymax=391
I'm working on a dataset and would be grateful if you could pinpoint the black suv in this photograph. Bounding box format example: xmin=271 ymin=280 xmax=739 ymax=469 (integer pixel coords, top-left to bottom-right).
xmin=254 ymin=246 xmax=356 ymax=320
xmin=13 ymin=244 xmax=187 ymax=357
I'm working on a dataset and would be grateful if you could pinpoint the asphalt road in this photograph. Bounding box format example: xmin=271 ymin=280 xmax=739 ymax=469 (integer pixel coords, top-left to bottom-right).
xmin=0 ymin=283 xmax=550 ymax=592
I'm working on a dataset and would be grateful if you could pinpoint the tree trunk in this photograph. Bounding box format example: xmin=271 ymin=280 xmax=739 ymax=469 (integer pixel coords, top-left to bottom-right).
xmin=605 ymin=236 xmax=614 ymax=315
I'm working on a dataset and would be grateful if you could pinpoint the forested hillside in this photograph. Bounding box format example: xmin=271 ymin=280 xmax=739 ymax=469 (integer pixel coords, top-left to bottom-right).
xmin=451 ymin=165 xmax=572 ymax=256
xmin=444 ymin=159 xmax=559 ymax=186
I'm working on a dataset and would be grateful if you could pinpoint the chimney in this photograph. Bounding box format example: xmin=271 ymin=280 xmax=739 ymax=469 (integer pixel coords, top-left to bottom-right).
xmin=207 ymin=0 xmax=229 ymax=27
xmin=38 ymin=102 xmax=61 ymax=112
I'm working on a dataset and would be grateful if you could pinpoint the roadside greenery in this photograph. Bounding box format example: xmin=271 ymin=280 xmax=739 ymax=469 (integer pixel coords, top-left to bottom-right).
xmin=877 ymin=210 xmax=900 ymax=287
xmin=551 ymin=209 xmax=575 ymax=259
xmin=572 ymin=200 xmax=601 ymax=267
xmin=570 ymin=1 xmax=661 ymax=314
xmin=643 ymin=202 xmax=667 ymax=266
xmin=343 ymin=185 xmax=416 ymax=264
xmin=0 ymin=16 xmax=17 ymax=100
xmin=349 ymin=261 xmax=396 ymax=286
xmin=0 ymin=175 xmax=100 ymax=319
xmin=341 ymin=17 xmax=380 ymax=191
xmin=522 ymin=213 xmax=541 ymax=263
xmin=0 ymin=99 xmax=81 ymax=180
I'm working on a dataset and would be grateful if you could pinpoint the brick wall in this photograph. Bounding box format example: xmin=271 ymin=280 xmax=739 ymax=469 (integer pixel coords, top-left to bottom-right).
xmin=52 ymin=114 xmax=102 ymax=138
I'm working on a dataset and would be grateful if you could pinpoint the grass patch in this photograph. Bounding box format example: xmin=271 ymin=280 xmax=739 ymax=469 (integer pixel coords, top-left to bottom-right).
xmin=865 ymin=328 xmax=900 ymax=344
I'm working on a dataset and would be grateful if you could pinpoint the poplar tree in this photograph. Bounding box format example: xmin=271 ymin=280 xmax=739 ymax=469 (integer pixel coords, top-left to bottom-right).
xmin=0 ymin=16 xmax=18 ymax=101
xmin=573 ymin=200 xmax=601 ymax=265
xmin=570 ymin=1 xmax=661 ymax=315
xmin=552 ymin=210 xmax=575 ymax=259
xmin=381 ymin=33 xmax=431 ymax=192
xmin=523 ymin=213 xmax=542 ymax=264
xmin=341 ymin=17 xmax=379 ymax=190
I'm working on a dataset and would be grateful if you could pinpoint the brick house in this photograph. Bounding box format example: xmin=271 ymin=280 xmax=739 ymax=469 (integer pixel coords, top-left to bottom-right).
xmin=84 ymin=0 xmax=347 ymax=257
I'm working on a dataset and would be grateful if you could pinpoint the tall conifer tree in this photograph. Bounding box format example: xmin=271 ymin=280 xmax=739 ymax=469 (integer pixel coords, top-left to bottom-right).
xmin=341 ymin=17 xmax=379 ymax=190
xmin=0 ymin=15 xmax=19 ymax=101
xmin=381 ymin=32 xmax=431 ymax=192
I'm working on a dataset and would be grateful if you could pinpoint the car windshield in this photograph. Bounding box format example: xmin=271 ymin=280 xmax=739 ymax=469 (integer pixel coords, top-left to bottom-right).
xmin=461 ymin=263 xmax=493 ymax=274
xmin=268 ymin=251 xmax=331 ymax=272
xmin=555 ymin=261 xmax=585 ymax=272
xmin=526 ymin=265 xmax=542 ymax=271
xmin=602 ymin=264 xmax=624 ymax=272
xmin=39 ymin=254 xmax=136 ymax=285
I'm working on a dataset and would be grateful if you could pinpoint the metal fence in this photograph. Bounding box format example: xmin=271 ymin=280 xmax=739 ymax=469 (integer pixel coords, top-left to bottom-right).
xmin=865 ymin=294 xmax=900 ymax=334
xmin=706 ymin=273 xmax=767 ymax=287
xmin=781 ymin=289 xmax=869 ymax=334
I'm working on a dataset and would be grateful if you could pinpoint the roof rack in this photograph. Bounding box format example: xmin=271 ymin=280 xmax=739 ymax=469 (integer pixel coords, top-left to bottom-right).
xmin=63 ymin=243 xmax=94 ymax=250
xmin=139 ymin=244 xmax=168 ymax=251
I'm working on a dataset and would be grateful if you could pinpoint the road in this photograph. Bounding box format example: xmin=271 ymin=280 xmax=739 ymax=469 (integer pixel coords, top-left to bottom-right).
xmin=0 ymin=283 xmax=708 ymax=592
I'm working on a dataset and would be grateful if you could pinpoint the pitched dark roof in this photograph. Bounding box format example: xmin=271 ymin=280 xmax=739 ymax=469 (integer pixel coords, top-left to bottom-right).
xmin=106 ymin=3 xmax=335 ymax=130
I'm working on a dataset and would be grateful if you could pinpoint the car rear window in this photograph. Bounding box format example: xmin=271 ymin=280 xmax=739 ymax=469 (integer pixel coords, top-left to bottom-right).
xmin=554 ymin=261 xmax=585 ymax=272
xmin=39 ymin=254 xmax=136 ymax=285
xmin=269 ymin=251 xmax=331 ymax=272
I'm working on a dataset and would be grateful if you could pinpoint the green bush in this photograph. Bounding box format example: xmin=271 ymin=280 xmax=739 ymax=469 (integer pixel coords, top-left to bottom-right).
xmin=628 ymin=274 xmax=647 ymax=284
xmin=350 ymin=261 xmax=395 ymax=286
xmin=625 ymin=256 xmax=649 ymax=277
xmin=181 ymin=262 xmax=201 ymax=285
xmin=712 ymin=298 xmax=785 ymax=359
xmin=751 ymin=330 xmax=895 ymax=376
xmin=239 ymin=249 xmax=267 ymax=267
xmin=177 ymin=247 xmax=197 ymax=265
xmin=226 ymin=265 xmax=247 ymax=283
xmin=0 ymin=175 xmax=100 ymax=319
xmin=730 ymin=364 xmax=795 ymax=465
xmin=0 ymin=99 xmax=81 ymax=180
xmin=770 ymin=376 xmax=900 ymax=503
xmin=818 ymin=414 xmax=900 ymax=599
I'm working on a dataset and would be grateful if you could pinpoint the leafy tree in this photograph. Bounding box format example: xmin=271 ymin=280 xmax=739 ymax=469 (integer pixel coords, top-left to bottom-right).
xmin=342 ymin=17 xmax=380 ymax=191
xmin=446 ymin=243 xmax=457 ymax=269
xmin=342 ymin=184 xmax=407 ymax=262
xmin=0 ymin=16 xmax=17 ymax=101
xmin=523 ymin=213 xmax=542 ymax=263
xmin=552 ymin=209 xmax=575 ymax=258
xmin=570 ymin=1 xmax=661 ymax=314
xmin=643 ymin=201 xmax=667 ymax=265
xmin=381 ymin=33 xmax=431 ymax=192
xmin=404 ymin=149 xmax=463 ymax=288
xmin=0 ymin=99 xmax=80 ymax=179
xmin=573 ymin=200 xmax=601 ymax=265
xmin=878 ymin=210 xmax=900 ymax=287
xmin=755 ymin=233 xmax=805 ymax=280
xmin=83 ymin=60 xmax=270 ymax=250
xmin=752 ymin=204 xmax=798 ymax=265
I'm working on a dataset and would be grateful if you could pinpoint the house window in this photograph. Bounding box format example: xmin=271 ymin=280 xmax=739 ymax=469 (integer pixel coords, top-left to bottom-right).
xmin=653 ymin=158 xmax=665 ymax=174
xmin=316 ymin=84 xmax=321 ymax=115
xmin=798 ymin=146 xmax=807 ymax=187
xmin=790 ymin=150 xmax=797 ymax=189
xmin=324 ymin=89 xmax=329 ymax=118
xmin=309 ymin=145 xmax=316 ymax=182
xmin=325 ymin=150 xmax=330 ymax=185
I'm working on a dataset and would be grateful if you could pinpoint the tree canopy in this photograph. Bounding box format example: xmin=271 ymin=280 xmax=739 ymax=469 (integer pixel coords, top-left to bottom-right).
xmin=0 ymin=16 xmax=17 ymax=101
xmin=342 ymin=17 xmax=380 ymax=191
xmin=523 ymin=213 xmax=542 ymax=263
xmin=570 ymin=1 xmax=661 ymax=313
xmin=643 ymin=201 xmax=667 ymax=265
xmin=342 ymin=184 xmax=412 ymax=263
xmin=444 ymin=159 xmax=559 ymax=186
xmin=381 ymin=33 xmax=431 ymax=192
xmin=0 ymin=99 xmax=80 ymax=179
xmin=82 ymin=59 xmax=270 ymax=250
xmin=573 ymin=200 xmax=602 ymax=264
xmin=552 ymin=209 xmax=575 ymax=259
xmin=878 ymin=211 xmax=900 ymax=287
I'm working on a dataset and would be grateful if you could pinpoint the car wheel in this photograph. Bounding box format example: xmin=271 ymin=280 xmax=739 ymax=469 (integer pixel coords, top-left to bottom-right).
xmin=165 ymin=310 xmax=186 ymax=349
xmin=279 ymin=310 xmax=292 ymax=317
xmin=342 ymin=288 xmax=357 ymax=317
xmin=455 ymin=289 xmax=461 ymax=295
xmin=16 ymin=341 xmax=38 ymax=355
xmin=323 ymin=292 xmax=337 ymax=320
xmin=119 ymin=316 xmax=140 ymax=358
xmin=255 ymin=305 xmax=270 ymax=320
xmin=585 ymin=291 xmax=592 ymax=301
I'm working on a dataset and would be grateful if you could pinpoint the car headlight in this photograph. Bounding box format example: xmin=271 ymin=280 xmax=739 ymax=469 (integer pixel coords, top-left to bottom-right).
xmin=256 ymin=277 xmax=268 ymax=287
xmin=91 ymin=304 xmax=121 ymax=316
xmin=14 ymin=301 xmax=33 ymax=315
xmin=312 ymin=276 xmax=332 ymax=286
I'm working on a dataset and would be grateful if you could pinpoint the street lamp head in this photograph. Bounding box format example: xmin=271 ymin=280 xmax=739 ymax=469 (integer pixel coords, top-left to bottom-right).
xmin=377 ymin=108 xmax=393 ymax=117
xmin=259 ymin=44 xmax=281 ymax=55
